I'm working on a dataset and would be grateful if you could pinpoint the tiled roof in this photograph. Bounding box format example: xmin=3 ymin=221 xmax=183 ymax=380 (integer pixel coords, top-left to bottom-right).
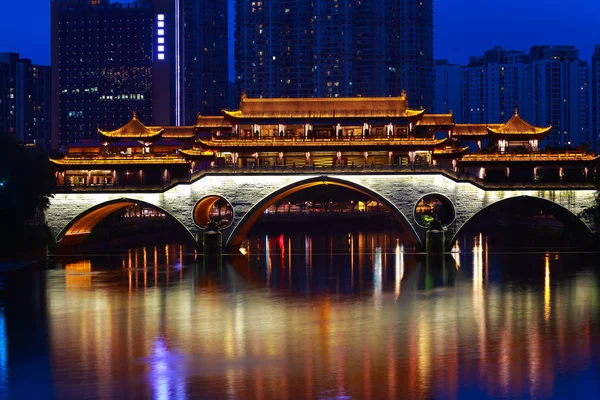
xmin=487 ymin=110 xmax=551 ymax=136
xmin=223 ymin=95 xmax=425 ymax=119
xmin=98 ymin=113 xmax=163 ymax=140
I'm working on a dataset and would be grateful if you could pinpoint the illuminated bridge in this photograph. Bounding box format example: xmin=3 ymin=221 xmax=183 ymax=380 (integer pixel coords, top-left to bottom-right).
xmin=46 ymin=168 xmax=597 ymax=251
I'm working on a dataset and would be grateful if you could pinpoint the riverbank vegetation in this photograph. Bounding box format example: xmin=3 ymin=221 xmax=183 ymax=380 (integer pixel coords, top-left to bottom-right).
xmin=0 ymin=136 xmax=55 ymax=257
xmin=581 ymin=173 xmax=600 ymax=244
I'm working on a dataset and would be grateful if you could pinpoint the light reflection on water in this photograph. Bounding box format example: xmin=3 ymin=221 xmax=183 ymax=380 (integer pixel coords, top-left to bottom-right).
xmin=0 ymin=231 xmax=599 ymax=399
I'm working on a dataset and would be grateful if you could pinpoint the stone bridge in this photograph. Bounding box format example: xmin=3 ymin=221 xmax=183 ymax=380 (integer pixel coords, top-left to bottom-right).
xmin=46 ymin=170 xmax=597 ymax=251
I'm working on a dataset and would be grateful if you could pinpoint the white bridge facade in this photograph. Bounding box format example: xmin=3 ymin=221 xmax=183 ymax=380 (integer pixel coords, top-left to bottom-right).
xmin=46 ymin=171 xmax=597 ymax=250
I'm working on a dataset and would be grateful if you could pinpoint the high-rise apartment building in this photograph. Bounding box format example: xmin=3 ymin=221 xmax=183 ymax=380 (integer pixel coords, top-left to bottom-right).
xmin=456 ymin=45 xmax=590 ymax=149
xmin=592 ymin=45 xmax=600 ymax=151
xmin=434 ymin=59 xmax=462 ymax=118
xmin=483 ymin=47 xmax=529 ymax=123
xmin=235 ymin=0 xmax=434 ymax=110
xmin=0 ymin=53 xmax=50 ymax=148
xmin=51 ymin=0 xmax=228 ymax=148
xmin=528 ymin=45 xmax=590 ymax=148
xmin=459 ymin=48 xmax=529 ymax=125
xmin=461 ymin=57 xmax=486 ymax=124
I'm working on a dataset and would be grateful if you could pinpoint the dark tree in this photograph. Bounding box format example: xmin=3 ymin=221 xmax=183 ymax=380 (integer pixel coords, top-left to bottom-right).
xmin=0 ymin=135 xmax=56 ymax=255
xmin=581 ymin=173 xmax=600 ymax=235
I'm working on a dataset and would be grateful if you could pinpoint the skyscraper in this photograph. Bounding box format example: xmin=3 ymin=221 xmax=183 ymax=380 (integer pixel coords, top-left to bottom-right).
xmin=182 ymin=0 xmax=228 ymax=122
xmin=434 ymin=59 xmax=462 ymax=118
xmin=592 ymin=45 xmax=600 ymax=151
xmin=51 ymin=0 xmax=163 ymax=147
xmin=51 ymin=0 xmax=228 ymax=148
xmin=234 ymin=0 xmax=434 ymax=110
xmin=399 ymin=0 xmax=434 ymax=109
xmin=0 ymin=53 xmax=51 ymax=148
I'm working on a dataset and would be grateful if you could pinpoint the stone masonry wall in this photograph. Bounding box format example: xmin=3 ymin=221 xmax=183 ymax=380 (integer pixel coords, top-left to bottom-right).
xmin=47 ymin=173 xmax=597 ymax=249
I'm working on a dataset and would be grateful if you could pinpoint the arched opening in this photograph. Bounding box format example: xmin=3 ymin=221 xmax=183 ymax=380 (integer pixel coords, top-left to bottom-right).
xmin=225 ymin=176 xmax=421 ymax=250
xmin=55 ymin=199 xmax=196 ymax=251
xmin=193 ymin=196 xmax=234 ymax=229
xmin=450 ymin=195 xmax=594 ymax=251
xmin=414 ymin=193 xmax=456 ymax=228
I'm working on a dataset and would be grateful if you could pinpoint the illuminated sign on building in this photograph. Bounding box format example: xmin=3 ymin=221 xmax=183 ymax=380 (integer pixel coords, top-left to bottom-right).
xmin=156 ymin=15 xmax=165 ymax=60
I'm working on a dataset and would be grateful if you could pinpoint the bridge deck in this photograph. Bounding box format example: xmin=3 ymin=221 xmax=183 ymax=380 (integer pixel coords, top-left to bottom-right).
xmin=53 ymin=166 xmax=596 ymax=193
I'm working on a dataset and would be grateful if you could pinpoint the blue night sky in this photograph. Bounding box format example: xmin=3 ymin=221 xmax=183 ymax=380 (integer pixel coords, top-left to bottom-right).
xmin=1 ymin=0 xmax=599 ymax=72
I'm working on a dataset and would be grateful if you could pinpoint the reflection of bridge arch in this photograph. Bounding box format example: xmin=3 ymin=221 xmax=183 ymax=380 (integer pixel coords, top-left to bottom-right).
xmin=449 ymin=195 xmax=594 ymax=247
xmin=224 ymin=176 xmax=422 ymax=250
xmin=56 ymin=198 xmax=195 ymax=248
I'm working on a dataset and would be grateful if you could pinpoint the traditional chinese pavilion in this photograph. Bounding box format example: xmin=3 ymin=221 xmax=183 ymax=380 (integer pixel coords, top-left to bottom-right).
xmin=52 ymin=112 xmax=198 ymax=187
xmin=455 ymin=109 xmax=597 ymax=182
xmin=186 ymin=93 xmax=458 ymax=168
xmin=50 ymin=97 xmax=598 ymax=188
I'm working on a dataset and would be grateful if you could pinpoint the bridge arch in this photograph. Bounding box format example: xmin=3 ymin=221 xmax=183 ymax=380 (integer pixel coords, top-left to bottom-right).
xmin=224 ymin=175 xmax=422 ymax=250
xmin=193 ymin=195 xmax=234 ymax=229
xmin=449 ymin=195 xmax=594 ymax=248
xmin=55 ymin=198 xmax=196 ymax=248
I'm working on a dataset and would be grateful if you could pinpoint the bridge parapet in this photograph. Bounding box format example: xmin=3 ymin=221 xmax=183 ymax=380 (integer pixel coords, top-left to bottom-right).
xmin=55 ymin=166 xmax=596 ymax=193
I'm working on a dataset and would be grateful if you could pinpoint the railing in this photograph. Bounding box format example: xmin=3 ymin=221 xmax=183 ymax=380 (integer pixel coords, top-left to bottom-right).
xmin=54 ymin=165 xmax=596 ymax=193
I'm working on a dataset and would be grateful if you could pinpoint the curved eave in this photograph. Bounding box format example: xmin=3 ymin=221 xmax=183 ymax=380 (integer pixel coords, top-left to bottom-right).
xmin=179 ymin=149 xmax=215 ymax=158
xmin=197 ymin=138 xmax=446 ymax=152
xmin=221 ymin=109 xmax=425 ymax=121
xmin=433 ymin=147 xmax=469 ymax=157
xmin=161 ymin=132 xmax=196 ymax=139
xmin=487 ymin=126 xmax=552 ymax=138
xmin=50 ymin=157 xmax=189 ymax=168
xmin=222 ymin=110 xmax=243 ymax=124
xmin=416 ymin=113 xmax=453 ymax=126
xmin=98 ymin=128 xmax=164 ymax=141
xmin=405 ymin=109 xmax=427 ymax=118
xmin=459 ymin=154 xmax=598 ymax=163
xmin=162 ymin=127 xmax=197 ymax=139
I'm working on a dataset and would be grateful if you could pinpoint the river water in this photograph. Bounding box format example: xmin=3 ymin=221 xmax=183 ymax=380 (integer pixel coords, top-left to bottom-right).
xmin=0 ymin=230 xmax=599 ymax=399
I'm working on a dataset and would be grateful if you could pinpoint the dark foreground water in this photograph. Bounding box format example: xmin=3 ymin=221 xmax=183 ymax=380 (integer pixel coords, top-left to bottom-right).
xmin=0 ymin=231 xmax=599 ymax=399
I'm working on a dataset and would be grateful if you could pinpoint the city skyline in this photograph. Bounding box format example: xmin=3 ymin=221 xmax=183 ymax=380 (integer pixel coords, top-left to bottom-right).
xmin=3 ymin=0 xmax=600 ymax=71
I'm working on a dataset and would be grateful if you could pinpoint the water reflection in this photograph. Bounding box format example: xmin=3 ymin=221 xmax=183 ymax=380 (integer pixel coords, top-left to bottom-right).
xmin=394 ymin=242 xmax=404 ymax=300
xmin=1 ymin=232 xmax=599 ymax=399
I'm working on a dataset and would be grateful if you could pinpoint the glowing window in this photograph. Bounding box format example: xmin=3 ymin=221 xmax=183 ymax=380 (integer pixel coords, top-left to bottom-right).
xmin=157 ymin=14 xmax=165 ymax=21
xmin=157 ymin=21 xmax=164 ymax=28
xmin=158 ymin=53 xmax=165 ymax=60
xmin=158 ymin=37 xmax=165 ymax=44
xmin=158 ymin=45 xmax=165 ymax=52
xmin=158 ymin=29 xmax=164 ymax=36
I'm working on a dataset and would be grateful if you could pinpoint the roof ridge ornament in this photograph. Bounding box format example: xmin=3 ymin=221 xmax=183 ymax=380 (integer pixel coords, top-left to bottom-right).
xmin=133 ymin=110 xmax=137 ymax=119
